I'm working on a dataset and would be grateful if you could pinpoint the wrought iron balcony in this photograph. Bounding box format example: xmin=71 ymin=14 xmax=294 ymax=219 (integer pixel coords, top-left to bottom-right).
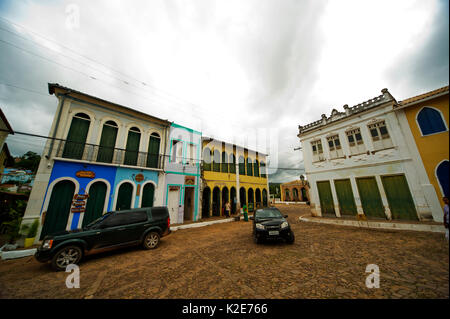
xmin=53 ymin=139 xmax=163 ymax=169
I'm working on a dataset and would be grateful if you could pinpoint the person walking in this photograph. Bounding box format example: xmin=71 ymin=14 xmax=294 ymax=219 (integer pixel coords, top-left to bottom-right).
xmin=225 ymin=201 xmax=231 ymax=218
xmin=443 ymin=196 xmax=449 ymax=242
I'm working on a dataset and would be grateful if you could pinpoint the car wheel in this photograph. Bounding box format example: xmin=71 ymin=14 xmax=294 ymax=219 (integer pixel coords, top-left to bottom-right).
xmin=51 ymin=245 xmax=83 ymax=271
xmin=254 ymin=235 xmax=261 ymax=244
xmin=286 ymin=232 xmax=295 ymax=244
xmin=143 ymin=232 xmax=160 ymax=250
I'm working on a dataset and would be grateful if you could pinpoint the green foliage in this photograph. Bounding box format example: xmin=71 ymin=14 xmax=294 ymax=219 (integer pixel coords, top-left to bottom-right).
xmin=21 ymin=219 xmax=39 ymax=238
xmin=0 ymin=199 xmax=28 ymax=244
xmin=12 ymin=151 xmax=41 ymax=173
xmin=2 ymin=217 xmax=22 ymax=244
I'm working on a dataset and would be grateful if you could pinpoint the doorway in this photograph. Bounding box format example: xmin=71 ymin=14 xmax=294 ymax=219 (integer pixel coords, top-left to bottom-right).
xmin=168 ymin=187 xmax=180 ymax=224
xmin=184 ymin=187 xmax=195 ymax=221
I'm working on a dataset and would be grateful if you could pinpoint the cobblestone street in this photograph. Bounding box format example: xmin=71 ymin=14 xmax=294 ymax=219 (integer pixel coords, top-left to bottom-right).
xmin=0 ymin=204 xmax=448 ymax=299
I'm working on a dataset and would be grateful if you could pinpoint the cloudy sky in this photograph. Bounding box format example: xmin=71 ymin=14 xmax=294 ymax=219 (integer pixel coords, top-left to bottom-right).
xmin=0 ymin=0 xmax=448 ymax=182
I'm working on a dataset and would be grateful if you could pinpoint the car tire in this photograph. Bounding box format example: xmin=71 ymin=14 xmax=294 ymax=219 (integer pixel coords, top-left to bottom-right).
xmin=51 ymin=245 xmax=83 ymax=271
xmin=286 ymin=232 xmax=295 ymax=244
xmin=143 ymin=232 xmax=160 ymax=250
xmin=254 ymin=235 xmax=262 ymax=244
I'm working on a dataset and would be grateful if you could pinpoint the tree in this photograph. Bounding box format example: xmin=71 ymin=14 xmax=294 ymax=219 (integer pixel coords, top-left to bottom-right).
xmin=13 ymin=151 xmax=41 ymax=173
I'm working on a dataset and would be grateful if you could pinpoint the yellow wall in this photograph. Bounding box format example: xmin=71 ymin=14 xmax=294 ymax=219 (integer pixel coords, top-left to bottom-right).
xmin=404 ymin=94 xmax=449 ymax=207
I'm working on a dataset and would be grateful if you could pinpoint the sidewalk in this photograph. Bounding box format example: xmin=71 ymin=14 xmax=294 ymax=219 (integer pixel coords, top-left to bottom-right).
xmin=299 ymin=215 xmax=446 ymax=233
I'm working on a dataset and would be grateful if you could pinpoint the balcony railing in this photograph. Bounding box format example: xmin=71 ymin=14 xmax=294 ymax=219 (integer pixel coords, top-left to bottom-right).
xmin=54 ymin=139 xmax=163 ymax=169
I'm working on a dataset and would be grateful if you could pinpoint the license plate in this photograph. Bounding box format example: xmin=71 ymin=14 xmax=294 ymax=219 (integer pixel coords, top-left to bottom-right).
xmin=269 ymin=231 xmax=279 ymax=236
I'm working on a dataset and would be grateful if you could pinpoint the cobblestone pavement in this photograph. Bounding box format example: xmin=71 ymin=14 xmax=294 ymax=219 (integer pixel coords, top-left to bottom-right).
xmin=0 ymin=204 xmax=448 ymax=299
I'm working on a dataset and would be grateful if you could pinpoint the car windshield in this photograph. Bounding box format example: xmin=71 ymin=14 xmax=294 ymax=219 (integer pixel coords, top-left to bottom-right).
xmin=255 ymin=209 xmax=282 ymax=219
xmin=85 ymin=212 xmax=113 ymax=228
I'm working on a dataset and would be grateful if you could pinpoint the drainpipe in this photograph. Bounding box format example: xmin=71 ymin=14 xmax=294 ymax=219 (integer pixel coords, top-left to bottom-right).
xmin=46 ymin=93 xmax=67 ymax=159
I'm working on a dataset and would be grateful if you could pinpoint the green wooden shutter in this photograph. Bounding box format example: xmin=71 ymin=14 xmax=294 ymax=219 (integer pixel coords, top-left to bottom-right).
xmin=83 ymin=182 xmax=107 ymax=227
xmin=317 ymin=181 xmax=336 ymax=216
xmin=239 ymin=156 xmax=245 ymax=175
xmin=254 ymin=160 xmax=260 ymax=177
xmin=141 ymin=183 xmax=155 ymax=208
xmin=203 ymin=148 xmax=211 ymax=171
xmin=356 ymin=177 xmax=385 ymax=219
xmin=147 ymin=135 xmax=160 ymax=168
xmin=381 ymin=175 xmax=418 ymax=220
xmin=246 ymin=158 xmax=253 ymax=176
xmin=40 ymin=180 xmax=75 ymax=239
xmin=334 ymin=179 xmax=357 ymax=216
xmin=124 ymin=130 xmax=140 ymax=166
xmin=63 ymin=116 xmax=90 ymax=159
xmin=116 ymin=183 xmax=133 ymax=211
xmin=221 ymin=152 xmax=228 ymax=172
xmin=97 ymin=124 xmax=118 ymax=163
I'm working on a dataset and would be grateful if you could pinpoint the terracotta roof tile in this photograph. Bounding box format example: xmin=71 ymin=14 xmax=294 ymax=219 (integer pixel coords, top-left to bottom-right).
xmin=399 ymin=85 xmax=449 ymax=106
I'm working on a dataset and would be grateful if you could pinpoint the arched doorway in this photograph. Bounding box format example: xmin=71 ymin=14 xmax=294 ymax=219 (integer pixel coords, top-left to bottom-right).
xmin=301 ymin=188 xmax=308 ymax=201
xmin=222 ymin=187 xmax=229 ymax=215
xmin=437 ymin=160 xmax=449 ymax=197
xmin=141 ymin=183 xmax=155 ymax=208
xmin=230 ymin=187 xmax=237 ymax=214
xmin=40 ymin=180 xmax=75 ymax=239
xmin=255 ymin=189 xmax=261 ymax=209
xmin=83 ymin=181 xmax=107 ymax=227
xmin=212 ymin=187 xmax=221 ymax=216
xmin=147 ymin=133 xmax=160 ymax=168
xmin=63 ymin=113 xmax=90 ymax=160
xmin=262 ymin=189 xmax=268 ymax=207
xmin=124 ymin=127 xmax=141 ymax=166
xmin=293 ymin=188 xmax=299 ymax=201
xmin=97 ymin=120 xmax=118 ymax=163
xmin=202 ymin=187 xmax=211 ymax=218
xmin=116 ymin=182 xmax=133 ymax=211
xmin=285 ymin=189 xmax=290 ymax=201
xmin=248 ymin=188 xmax=254 ymax=212
xmin=240 ymin=187 xmax=247 ymax=208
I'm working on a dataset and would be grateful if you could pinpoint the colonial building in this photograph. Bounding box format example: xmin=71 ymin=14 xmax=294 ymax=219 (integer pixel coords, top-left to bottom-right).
xmin=0 ymin=107 xmax=14 ymax=153
xmin=297 ymin=88 xmax=439 ymax=222
xmin=22 ymin=83 xmax=171 ymax=241
xmin=163 ymin=123 xmax=202 ymax=224
xmin=280 ymin=177 xmax=310 ymax=202
xmin=394 ymin=86 xmax=449 ymax=221
xmin=201 ymin=137 xmax=269 ymax=218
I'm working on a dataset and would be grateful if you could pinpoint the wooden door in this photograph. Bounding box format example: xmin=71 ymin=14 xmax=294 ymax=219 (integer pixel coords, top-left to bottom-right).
xmin=356 ymin=177 xmax=385 ymax=219
xmin=334 ymin=179 xmax=357 ymax=216
xmin=381 ymin=175 xmax=418 ymax=220
xmin=317 ymin=181 xmax=335 ymax=217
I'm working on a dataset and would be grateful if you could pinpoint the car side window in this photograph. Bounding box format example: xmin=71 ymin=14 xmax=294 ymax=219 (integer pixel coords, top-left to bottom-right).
xmin=102 ymin=214 xmax=128 ymax=228
xmin=126 ymin=211 xmax=148 ymax=224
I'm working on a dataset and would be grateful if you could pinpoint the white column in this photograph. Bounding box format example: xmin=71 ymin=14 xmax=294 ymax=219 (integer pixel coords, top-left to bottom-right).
xmin=350 ymin=176 xmax=365 ymax=215
xmin=375 ymin=175 xmax=392 ymax=220
xmin=329 ymin=179 xmax=341 ymax=217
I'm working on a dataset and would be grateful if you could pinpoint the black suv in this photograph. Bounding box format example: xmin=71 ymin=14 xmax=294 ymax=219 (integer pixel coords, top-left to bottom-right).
xmin=35 ymin=207 xmax=171 ymax=271
xmin=251 ymin=207 xmax=295 ymax=244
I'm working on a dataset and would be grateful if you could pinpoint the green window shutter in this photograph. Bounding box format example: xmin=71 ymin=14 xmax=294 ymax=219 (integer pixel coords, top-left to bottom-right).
xmin=229 ymin=154 xmax=236 ymax=173
xmin=381 ymin=175 xmax=418 ymax=220
xmin=317 ymin=181 xmax=336 ymax=217
xmin=213 ymin=150 xmax=220 ymax=172
xmin=356 ymin=177 xmax=385 ymax=219
xmin=83 ymin=182 xmax=107 ymax=227
xmin=334 ymin=179 xmax=357 ymax=216
xmin=97 ymin=123 xmax=118 ymax=163
xmin=239 ymin=156 xmax=245 ymax=175
xmin=63 ymin=115 xmax=90 ymax=160
xmin=254 ymin=160 xmax=260 ymax=177
xmin=147 ymin=135 xmax=160 ymax=168
xmin=203 ymin=148 xmax=211 ymax=171
xmin=141 ymin=183 xmax=155 ymax=208
xmin=124 ymin=129 xmax=141 ymax=166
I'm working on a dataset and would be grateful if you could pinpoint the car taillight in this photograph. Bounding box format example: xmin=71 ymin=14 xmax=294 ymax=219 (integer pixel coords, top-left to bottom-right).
xmin=168 ymin=217 xmax=170 ymax=229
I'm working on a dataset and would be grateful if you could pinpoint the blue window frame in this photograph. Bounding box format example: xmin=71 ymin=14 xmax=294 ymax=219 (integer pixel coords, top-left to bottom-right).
xmin=417 ymin=107 xmax=447 ymax=136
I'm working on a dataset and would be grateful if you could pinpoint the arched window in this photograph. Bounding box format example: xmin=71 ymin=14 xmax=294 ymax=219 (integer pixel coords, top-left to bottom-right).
xmin=229 ymin=154 xmax=236 ymax=174
xmin=97 ymin=121 xmax=118 ymax=163
xmin=436 ymin=160 xmax=449 ymax=197
xmin=417 ymin=107 xmax=447 ymax=136
xmin=124 ymin=127 xmax=141 ymax=166
xmin=147 ymin=132 xmax=160 ymax=168
xmin=246 ymin=158 xmax=253 ymax=176
xmin=221 ymin=152 xmax=228 ymax=173
xmin=238 ymin=156 xmax=245 ymax=175
xmin=260 ymin=161 xmax=266 ymax=178
xmin=254 ymin=160 xmax=260 ymax=177
xmin=203 ymin=148 xmax=212 ymax=171
xmin=213 ymin=150 xmax=221 ymax=172
xmin=63 ymin=112 xmax=91 ymax=160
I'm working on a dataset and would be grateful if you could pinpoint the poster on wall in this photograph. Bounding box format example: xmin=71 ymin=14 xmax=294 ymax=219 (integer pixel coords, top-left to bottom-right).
xmin=71 ymin=193 xmax=89 ymax=213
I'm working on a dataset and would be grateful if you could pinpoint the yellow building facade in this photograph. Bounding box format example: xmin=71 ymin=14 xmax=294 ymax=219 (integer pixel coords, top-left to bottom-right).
xmin=201 ymin=137 xmax=269 ymax=217
xmin=397 ymin=86 xmax=449 ymax=211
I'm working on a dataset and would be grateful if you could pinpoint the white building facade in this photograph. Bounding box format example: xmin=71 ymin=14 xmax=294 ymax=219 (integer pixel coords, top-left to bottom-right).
xmin=298 ymin=89 xmax=436 ymax=221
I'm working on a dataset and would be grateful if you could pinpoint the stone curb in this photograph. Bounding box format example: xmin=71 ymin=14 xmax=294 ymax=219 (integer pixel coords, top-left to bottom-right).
xmin=299 ymin=216 xmax=446 ymax=233
xmin=171 ymin=217 xmax=238 ymax=231
xmin=1 ymin=248 xmax=37 ymax=260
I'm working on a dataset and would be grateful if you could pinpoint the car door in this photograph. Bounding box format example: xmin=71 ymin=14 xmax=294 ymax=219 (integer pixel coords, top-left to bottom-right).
xmin=94 ymin=213 xmax=131 ymax=248
xmin=119 ymin=210 xmax=149 ymax=242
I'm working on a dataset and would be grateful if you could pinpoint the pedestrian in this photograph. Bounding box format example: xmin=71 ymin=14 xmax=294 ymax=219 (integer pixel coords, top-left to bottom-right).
xmin=243 ymin=205 xmax=248 ymax=222
xmin=443 ymin=196 xmax=449 ymax=242
xmin=225 ymin=201 xmax=231 ymax=218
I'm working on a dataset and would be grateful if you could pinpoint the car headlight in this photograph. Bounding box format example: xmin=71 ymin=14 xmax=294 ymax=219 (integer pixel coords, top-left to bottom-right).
xmin=255 ymin=223 xmax=265 ymax=230
xmin=281 ymin=221 xmax=289 ymax=229
xmin=42 ymin=239 xmax=53 ymax=250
